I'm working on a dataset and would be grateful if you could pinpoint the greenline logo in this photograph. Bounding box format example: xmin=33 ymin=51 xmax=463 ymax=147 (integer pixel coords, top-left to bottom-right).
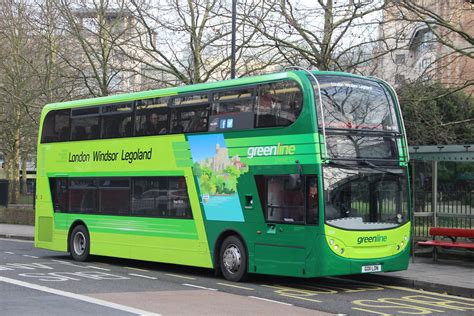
xmin=357 ymin=234 xmax=388 ymax=245
xmin=247 ymin=143 xmax=296 ymax=159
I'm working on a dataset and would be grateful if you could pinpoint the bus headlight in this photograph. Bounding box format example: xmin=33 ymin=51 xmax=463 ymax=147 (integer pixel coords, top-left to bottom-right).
xmin=329 ymin=239 xmax=334 ymax=245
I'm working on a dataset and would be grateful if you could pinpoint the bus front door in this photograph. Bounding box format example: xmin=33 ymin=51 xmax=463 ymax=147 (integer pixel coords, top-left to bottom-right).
xmin=254 ymin=222 xmax=309 ymax=277
xmin=253 ymin=174 xmax=313 ymax=277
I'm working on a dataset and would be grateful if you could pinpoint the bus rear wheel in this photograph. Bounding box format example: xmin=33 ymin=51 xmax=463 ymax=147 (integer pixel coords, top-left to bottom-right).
xmin=220 ymin=236 xmax=247 ymax=282
xmin=69 ymin=225 xmax=90 ymax=262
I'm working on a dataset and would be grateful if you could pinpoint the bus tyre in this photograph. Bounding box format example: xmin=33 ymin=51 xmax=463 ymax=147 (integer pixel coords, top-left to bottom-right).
xmin=69 ymin=225 xmax=90 ymax=262
xmin=220 ymin=236 xmax=247 ymax=282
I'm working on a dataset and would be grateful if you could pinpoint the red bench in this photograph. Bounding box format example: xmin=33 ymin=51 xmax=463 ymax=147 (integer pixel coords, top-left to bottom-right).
xmin=417 ymin=228 xmax=474 ymax=261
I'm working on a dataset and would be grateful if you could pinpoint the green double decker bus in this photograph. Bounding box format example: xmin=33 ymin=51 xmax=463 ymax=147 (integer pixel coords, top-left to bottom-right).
xmin=35 ymin=69 xmax=410 ymax=281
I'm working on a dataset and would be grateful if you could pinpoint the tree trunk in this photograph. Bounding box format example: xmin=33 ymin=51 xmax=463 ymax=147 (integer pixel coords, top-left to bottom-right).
xmin=9 ymin=118 xmax=21 ymax=204
xmin=21 ymin=154 xmax=28 ymax=195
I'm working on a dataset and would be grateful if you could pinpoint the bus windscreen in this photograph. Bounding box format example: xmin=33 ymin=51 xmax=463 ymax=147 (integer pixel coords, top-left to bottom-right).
xmin=315 ymin=75 xmax=400 ymax=132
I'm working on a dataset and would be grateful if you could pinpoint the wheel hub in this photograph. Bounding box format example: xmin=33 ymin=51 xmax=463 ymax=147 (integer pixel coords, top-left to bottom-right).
xmin=223 ymin=244 xmax=241 ymax=274
xmin=73 ymin=232 xmax=86 ymax=256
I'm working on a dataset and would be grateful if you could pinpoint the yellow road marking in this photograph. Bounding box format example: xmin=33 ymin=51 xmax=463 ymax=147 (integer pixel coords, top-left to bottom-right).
xmin=216 ymin=282 xmax=254 ymax=290
xmin=262 ymin=285 xmax=322 ymax=303
xmin=165 ymin=273 xmax=196 ymax=280
xmin=123 ymin=267 xmax=149 ymax=272
xmin=329 ymin=277 xmax=474 ymax=302
xmin=352 ymin=307 xmax=391 ymax=315
xmin=384 ymin=286 xmax=474 ymax=302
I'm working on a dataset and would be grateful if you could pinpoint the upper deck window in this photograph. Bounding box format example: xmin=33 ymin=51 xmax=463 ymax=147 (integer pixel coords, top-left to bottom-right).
xmin=71 ymin=106 xmax=100 ymax=140
xmin=315 ymin=76 xmax=399 ymax=133
xmin=212 ymin=88 xmax=255 ymax=115
xmin=255 ymin=81 xmax=303 ymax=128
xmin=135 ymin=97 xmax=170 ymax=136
xmin=171 ymin=93 xmax=210 ymax=133
xmin=41 ymin=109 xmax=70 ymax=143
xmin=102 ymin=103 xmax=133 ymax=138
xmin=40 ymin=78 xmax=305 ymax=143
xmin=209 ymin=87 xmax=255 ymax=131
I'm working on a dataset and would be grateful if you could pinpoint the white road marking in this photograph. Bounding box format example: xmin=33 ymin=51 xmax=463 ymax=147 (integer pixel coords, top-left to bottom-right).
xmin=182 ymin=283 xmax=217 ymax=291
xmin=23 ymin=255 xmax=39 ymax=259
xmin=51 ymin=260 xmax=72 ymax=264
xmin=129 ymin=273 xmax=157 ymax=280
xmin=50 ymin=260 xmax=86 ymax=268
xmin=165 ymin=273 xmax=196 ymax=280
xmin=87 ymin=265 xmax=111 ymax=271
xmin=4 ymin=252 xmax=15 ymax=254
xmin=216 ymin=282 xmax=255 ymax=291
xmin=249 ymin=296 xmax=293 ymax=306
xmin=0 ymin=276 xmax=161 ymax=315
xmin=124 ymin=267 xmax=149 ymax=272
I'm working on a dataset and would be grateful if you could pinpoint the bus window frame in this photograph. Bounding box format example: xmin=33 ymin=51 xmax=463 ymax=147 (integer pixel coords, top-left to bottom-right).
xmin=135 ymin=97 xmax=171 ymax=136
xmin=50 ymin=176 xmax=194 ymax=219
xmin=256 ymin=174 xmax=319 ymax=226
xmin=169 ymin=92 xmax=211 ymax=134
xmin=40 ymin=77 xmax=306 ymax=144
xmin=255 ymin=80 xmax=303 ymax=129
xmin=209 ymin=85 xmax=257 ymax=131
xmin=70 ymin=106 xmax=101 ymax=141
xmin=41 ymin=109 xmax=71 ymax=143
xmin=100 ymin=102 xmax=134 ymax=139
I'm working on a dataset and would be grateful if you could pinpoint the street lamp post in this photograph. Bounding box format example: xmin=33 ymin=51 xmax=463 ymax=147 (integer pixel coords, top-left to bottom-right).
xmin=231 ymin=0 xmax=237 ymax=79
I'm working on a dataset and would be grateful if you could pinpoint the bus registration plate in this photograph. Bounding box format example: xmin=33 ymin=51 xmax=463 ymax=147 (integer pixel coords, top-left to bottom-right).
xmin=361 ymin=265 xmax=381 ymax=273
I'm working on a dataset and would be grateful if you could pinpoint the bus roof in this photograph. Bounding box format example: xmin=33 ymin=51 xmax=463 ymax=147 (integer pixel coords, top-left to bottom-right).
xmin=42 ymin=70 xmax=372 ymax=112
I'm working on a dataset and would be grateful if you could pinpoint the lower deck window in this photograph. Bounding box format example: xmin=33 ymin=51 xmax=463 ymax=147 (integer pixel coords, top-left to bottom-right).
xmin=256 ymin=175 xmax=319 ymax=225
xmin=50 ymin=176 xmax=192 ymax=219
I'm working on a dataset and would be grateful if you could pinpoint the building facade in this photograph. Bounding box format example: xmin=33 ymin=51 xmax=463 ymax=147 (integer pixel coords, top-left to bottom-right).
xmin=376 ymin=0 xmax=473 ymax=95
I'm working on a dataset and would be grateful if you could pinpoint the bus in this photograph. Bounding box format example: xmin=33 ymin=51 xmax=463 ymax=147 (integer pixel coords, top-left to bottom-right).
xmin=35 ymin=69 xmax=410 ymax=281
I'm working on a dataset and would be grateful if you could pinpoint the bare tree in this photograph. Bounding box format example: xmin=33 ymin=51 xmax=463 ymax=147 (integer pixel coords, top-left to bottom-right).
xmin=52 ymin=0 xmax=139 ymax=97
xmin=244 ymin=0 xmax=391 ymax=73
xmin=0 ymin=0 xmax=45 ymax=203
xmin=124 ymin=0 xmax=232 ymax=86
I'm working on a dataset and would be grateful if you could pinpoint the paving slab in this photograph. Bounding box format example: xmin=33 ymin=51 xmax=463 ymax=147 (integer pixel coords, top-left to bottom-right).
xmin=0 ymin=224 xmax=34 ymax=241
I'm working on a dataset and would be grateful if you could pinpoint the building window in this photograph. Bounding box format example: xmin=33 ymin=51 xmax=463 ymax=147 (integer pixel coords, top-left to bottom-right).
xmin=395 ymin=74 xmax=405 ymax=85
xmin=395 ymin=54 xmax=406 ymax=65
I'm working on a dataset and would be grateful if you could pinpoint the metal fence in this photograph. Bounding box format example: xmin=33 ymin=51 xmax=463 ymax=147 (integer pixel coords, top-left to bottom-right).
xmin=412 ymin=160 xmax=474 ymax=241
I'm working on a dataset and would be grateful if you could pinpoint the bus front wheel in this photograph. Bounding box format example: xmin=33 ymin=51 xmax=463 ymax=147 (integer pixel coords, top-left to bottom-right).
xmin=69 ymin=225 xmax=90 ymax=262
xmin=220 ymin=236 xmax=247 ymax=282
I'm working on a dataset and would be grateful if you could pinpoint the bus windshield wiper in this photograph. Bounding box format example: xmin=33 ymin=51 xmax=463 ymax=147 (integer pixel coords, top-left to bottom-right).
xmin=360 ymin=160 xmax=401 ymax=175
xmin=328 ymin=160 xmax=400 ymax=175
xmin=327 ymin=161 xmax=360 ymax=170
xmin=320 ymin=127 xmax=401 ymax=137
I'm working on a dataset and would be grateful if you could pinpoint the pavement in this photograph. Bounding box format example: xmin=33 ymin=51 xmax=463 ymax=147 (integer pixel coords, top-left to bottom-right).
xmin=1 ymin=223 xmax=473 ymax=298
